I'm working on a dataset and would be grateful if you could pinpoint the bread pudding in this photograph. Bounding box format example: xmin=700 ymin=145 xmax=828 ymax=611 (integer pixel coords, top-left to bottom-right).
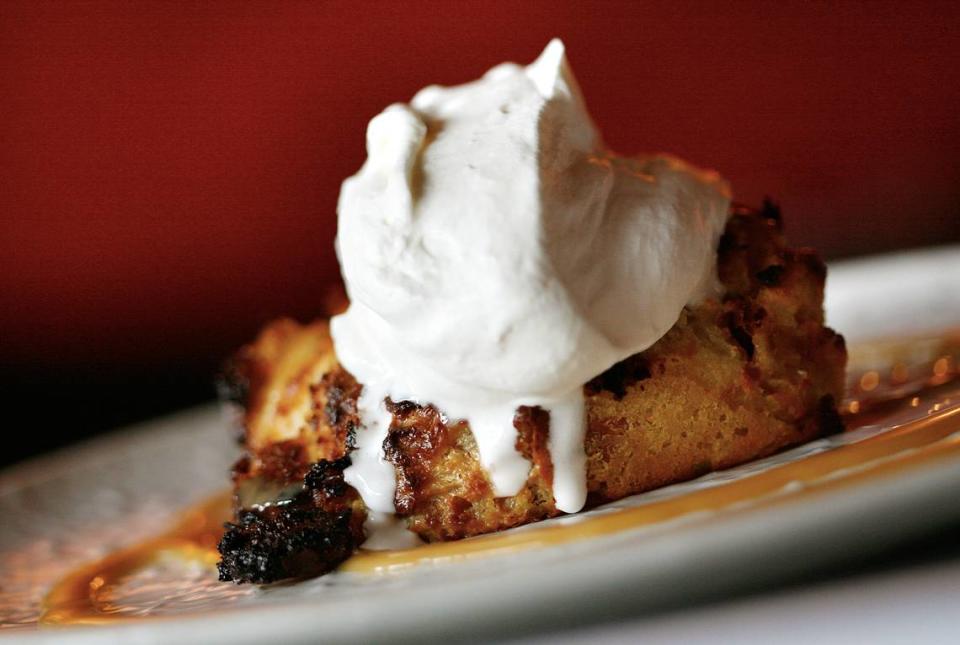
xmin=216 ymin=201 xmax=846 ymax=583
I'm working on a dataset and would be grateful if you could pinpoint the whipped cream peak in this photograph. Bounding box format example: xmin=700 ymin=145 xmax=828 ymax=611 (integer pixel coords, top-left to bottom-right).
xmin=331 ymin=40 xmax=731 ymax=523
xmin=527 ymin=37 xmax=567 ymax=96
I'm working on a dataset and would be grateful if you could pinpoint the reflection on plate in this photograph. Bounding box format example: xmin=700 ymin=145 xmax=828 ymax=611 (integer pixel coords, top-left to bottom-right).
xmin=1 ymin=247 xmax=959 ymax=642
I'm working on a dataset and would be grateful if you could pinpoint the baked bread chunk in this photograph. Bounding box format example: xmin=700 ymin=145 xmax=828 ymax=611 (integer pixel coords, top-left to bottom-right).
xmin=217 ymin=202 xmax=846 ymax=583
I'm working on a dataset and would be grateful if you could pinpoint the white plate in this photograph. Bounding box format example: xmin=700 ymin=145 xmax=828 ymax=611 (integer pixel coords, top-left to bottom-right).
xmin=2 ymin=246 xmax=959 ymax=644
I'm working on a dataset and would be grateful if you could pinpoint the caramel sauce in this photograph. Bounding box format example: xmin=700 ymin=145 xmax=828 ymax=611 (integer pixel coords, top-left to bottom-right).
xmin=41 ymin=494 xmax=230 ymax=625
xmin=40 ymin=346 xmax=960 ymax=625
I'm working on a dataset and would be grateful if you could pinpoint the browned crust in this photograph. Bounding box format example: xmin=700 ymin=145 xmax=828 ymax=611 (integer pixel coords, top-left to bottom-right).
xmin=217 ymin=202 xmax=847 ymax=581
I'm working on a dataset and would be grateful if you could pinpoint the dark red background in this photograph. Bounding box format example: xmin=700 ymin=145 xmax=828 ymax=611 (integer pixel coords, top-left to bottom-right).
xmin=2 ymin=1 xmax=958 ymax=464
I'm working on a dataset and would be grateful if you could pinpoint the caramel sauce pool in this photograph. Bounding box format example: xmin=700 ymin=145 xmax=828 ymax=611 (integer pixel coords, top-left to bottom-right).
xmin=41 ymin=494 xmax=231 ymax=625
xmin=41 ymin=339 xmax=960 ymax=626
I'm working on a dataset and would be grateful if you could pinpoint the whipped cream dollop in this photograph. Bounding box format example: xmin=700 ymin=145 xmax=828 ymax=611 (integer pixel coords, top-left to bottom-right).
xmin=330 ymin=39 xmax=731 ymax=527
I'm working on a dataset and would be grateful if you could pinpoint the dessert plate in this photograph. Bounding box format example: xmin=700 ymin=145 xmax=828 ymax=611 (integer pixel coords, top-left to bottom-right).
xmin=1 ymin=246 xmax=959 ymax=644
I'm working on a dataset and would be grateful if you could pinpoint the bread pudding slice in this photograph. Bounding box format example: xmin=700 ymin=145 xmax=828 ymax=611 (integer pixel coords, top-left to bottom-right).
xmin=217 ymin=202 xmax=846 ymax=583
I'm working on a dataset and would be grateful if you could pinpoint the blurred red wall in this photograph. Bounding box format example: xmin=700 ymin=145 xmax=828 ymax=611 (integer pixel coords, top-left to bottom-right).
xmin=1 ymin=1 xmax=959 ymax=388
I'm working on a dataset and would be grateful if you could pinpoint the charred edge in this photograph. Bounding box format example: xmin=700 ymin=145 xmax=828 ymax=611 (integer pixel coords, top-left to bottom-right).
xmin=385 ymin=398 xmax=421 ymax=416
xmin=816 ymin=394 xmax=845 ymax=437
xmin=756 ymin=264 xmax=786 ymax=287
xmin=219 ymin=456 xmax=360 ymax=584
xmin=383 ymin=404 xmax=448 ymax=516
xmin=304 ymin=456 xmax=352 ymax=498
xmin=584 ymin=355 xmax=651 ymax=400
xmin=217 ymin=503 xmax=357 ymax=584
xmin=828 ymin=327 xmax=847 ymax=353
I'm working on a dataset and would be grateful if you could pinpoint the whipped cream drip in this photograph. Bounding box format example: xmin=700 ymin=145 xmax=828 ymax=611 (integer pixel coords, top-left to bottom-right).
xmin=330 ymin=39 xmax=731 ymax=533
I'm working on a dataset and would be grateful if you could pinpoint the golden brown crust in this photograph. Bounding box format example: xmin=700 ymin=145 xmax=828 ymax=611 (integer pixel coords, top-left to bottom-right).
xmin=384 ymin=402 xmax=560 ymax=540
xmin=218 ymin=202 xmax=847 ymax=581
